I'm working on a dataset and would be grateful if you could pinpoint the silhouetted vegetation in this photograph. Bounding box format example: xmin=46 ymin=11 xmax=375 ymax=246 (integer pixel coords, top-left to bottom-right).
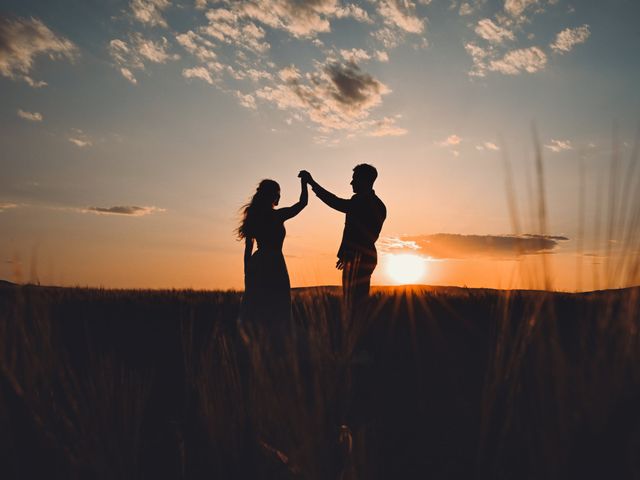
xmin=1 ymin=284 xmax=639 ymax=479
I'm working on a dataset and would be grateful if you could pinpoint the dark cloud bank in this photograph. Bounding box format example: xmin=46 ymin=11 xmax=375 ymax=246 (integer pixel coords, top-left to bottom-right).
xmin=387 ymin=233 xmax=569 ymax=259
xmin=86 ymin=206 xmax=161 ymax=216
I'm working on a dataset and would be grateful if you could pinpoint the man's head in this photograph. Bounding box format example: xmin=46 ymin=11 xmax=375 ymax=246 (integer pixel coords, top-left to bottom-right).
xmin=351 ymin=164 xmax=378 ymax=193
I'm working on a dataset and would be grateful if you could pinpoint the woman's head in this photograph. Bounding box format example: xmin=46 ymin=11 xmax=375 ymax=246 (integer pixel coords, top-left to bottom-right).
xmin=237 ymin=179 xmax=280 ymax=239
xmin=255 ymin=179 xmax=281 ymax=207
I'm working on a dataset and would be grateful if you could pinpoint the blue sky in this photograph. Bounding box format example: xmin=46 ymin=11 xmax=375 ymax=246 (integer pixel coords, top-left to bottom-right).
xmin=1 ymin=0 xmax=639 ymax=290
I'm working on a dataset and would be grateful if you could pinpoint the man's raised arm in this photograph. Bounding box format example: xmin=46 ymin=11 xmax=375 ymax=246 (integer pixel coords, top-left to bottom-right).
xmin=299 ymin=170 xmax=350 ymax=213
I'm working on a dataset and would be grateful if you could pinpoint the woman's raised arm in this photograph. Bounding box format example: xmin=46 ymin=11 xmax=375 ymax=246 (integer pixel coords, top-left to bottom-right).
xmin=276 ymin=178 xmax=308 ymax=221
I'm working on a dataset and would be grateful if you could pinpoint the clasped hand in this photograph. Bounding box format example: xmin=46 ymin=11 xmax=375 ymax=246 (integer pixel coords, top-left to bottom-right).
xmin=298 ymin=170 xmax=313 ymax=184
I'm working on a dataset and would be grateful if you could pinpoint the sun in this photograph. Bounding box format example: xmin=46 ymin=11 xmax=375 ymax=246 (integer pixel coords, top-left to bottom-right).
xmin=385 ymin=254 xmax=427 ymax=285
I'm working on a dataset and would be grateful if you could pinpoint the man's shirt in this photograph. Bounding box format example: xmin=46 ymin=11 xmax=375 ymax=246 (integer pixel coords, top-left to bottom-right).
xmin=313 ymin=186 xmax=386 ymax=261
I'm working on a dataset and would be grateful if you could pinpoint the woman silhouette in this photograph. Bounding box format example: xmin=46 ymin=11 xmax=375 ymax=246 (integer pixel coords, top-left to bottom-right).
xmin=238 ymin=177 xmax=308 ymax=324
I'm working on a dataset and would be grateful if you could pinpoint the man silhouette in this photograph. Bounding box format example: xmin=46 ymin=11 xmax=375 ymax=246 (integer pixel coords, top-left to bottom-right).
xmin=299 ymin=165 xmax=386 ymax=310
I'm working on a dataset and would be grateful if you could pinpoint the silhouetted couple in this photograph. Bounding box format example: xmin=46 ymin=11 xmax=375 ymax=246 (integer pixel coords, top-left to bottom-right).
xmin=238 ymin=164 xmax=386 ymax=324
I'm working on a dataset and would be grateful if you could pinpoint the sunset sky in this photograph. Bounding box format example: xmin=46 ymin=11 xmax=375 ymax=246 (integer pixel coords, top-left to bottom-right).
xmin=1 ymin=0 xmax=639 ymax=291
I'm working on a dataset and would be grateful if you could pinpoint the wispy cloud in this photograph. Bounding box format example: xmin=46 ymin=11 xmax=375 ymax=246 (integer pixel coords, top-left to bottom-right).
xmin=109 ymin=39 xmax=142 ymax=84
xmin=458 ymin=0 xmax=486 ymax=16
xmin=235 ymin=91 xmax=257 ymax=109
xmin=466 ymin=43 xmax=547 ymax=77
xmin=182 ymin=66 xmax=215 ymax=84
xmin=236 ymin=0 xmax=333 ymax=38
xmin=224 ymin=0 xmax=374 ymax=39
xmin=17 ymin=109 xmax=43 ymax=122
xmin=109 ymin=34 xmax=179 ymax=84
xmin=474 ymin=18 xmax=514 ymax=44
xmin=335 ymin=4 xmax=373 ymax=24
xmin=488 ymin=46 xmax=547 ymax=75
xmin=255 ymin=60 xmax=390 ymax=132
xmin=176 ymin=30 xmax=217 ymax=62
xmin=195 ymin=0 xmax=374 ymax=36
xmin=68 ymin=129 xmax=92 ymax=148
xmin=476 ymin=141 xmax=500 ymax=151
xmin=0 ymin=202 xmax=19 ymax=213
xmin=545 ymin=139 xmax=573 ymax=152
xmin=465 ymin=42 xmax=490 ymax=77
xmin=68 ymin=138 xmax=91 ymax=148
xmin=130 ymin=0 xmax=171 ymax=27
xmin=377 ymin=0 xmax=425 ymax=34
xmin=245 ymin=68 xmax=273 ymax=82
xmin=85 ymin=205 xmax=165 ymax=216
xmin=339 ymin=48 xmax=371 ymax=63
xmin=464 ymin=3 xmax=584 ymax=77
xmin=374 ymin=50 xmax=389 ymax=62
xmin=366 ymin=116 xmax=407 ymax=137
xmin=119 ymin=67 xmax=138 ymax=84
xmin=0 ymin=16 xmax=78 ymax=87
xmin=136 ymin=35 xmax=179 ymax=62
xmin=372 ymin=26 xmax=405 ymax=49
xmin=504 ymin=0 xmax=540 ymax=21
xmin=550 ymin=24 xmax=590 ymax=53
xmin=379 ymin=236 xmax=421 ymax=252
xmin=383 ymin=233 xmax=569 ymax=258
xmin=174 ymin=10 xmax=282 ymax=89
xmin=436 ymin=134 xmax=462 ymax=146
xmin=458 ymin=3 xmax=473 ymax=15
xmin=202 ymin=8 xmax=270 ymax=54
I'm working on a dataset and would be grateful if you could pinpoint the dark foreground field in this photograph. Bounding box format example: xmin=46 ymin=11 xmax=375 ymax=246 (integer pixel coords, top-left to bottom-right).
xmin=1 ymin=284 xmax=639 ymax=479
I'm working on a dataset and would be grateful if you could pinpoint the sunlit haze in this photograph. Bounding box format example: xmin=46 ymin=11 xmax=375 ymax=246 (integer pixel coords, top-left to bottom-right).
xmin=385 ymin=254 xmax=427 ymax=285
xmin=1 ymin=0 xmax=639 ymax=291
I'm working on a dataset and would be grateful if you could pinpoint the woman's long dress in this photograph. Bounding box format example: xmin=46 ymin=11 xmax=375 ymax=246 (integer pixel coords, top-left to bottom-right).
xmin=241 ymin=211 xmax=291 ymax=324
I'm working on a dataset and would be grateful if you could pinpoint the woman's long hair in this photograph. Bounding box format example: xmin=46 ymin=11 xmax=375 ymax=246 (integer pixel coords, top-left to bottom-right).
xmin=237 ymin=179 xmax=280 ymax=240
